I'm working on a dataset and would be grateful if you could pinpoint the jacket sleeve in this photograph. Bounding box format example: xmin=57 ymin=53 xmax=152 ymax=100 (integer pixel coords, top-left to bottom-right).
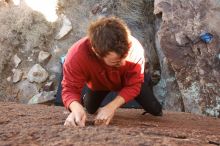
xmin=118 ymin=56 xmax=145 ymax=103
xmin=61 ymin=59 xmax=86 ymax=109
xmin=118 ymin=36 xmax=145 ymax=103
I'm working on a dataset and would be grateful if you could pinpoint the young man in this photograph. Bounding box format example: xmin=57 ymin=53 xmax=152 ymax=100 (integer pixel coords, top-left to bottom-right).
xmin=62 ymin=17 xmax=162 ymax=127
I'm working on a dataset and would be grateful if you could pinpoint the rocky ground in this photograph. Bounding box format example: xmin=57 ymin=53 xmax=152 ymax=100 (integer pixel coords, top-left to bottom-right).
xmin=0 ymin=102 xmax=219 ymax=146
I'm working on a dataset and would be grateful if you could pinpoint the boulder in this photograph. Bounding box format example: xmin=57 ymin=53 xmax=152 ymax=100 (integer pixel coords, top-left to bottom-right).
xmin=13 ymin=54 xmax=21 ymax=68
xmin=7 ymin=76 xmax=11 ymax=82
xmin=154 ymin=0 xmax=220 ymax=117
xmin=28 ymin=91 xmax=56 ymax=104
xmin=38 ymin=51 xmax=51 ymax=63
xmin=27 ymin=64 xmax=48 ymax=83
xmin=55 ymin=15 xmax=72 ymax=40
xmin=154 ymin=34 xmax=183 ymax=112
xmin=16 ymin=80 xmax=39 ymax=103
xmin=12 ymin=69 xmax=23 ymax=83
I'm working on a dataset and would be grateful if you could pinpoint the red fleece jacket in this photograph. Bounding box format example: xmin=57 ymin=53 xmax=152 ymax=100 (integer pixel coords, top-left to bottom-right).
xmin=62 ymin=36 xmax=145 ymax=109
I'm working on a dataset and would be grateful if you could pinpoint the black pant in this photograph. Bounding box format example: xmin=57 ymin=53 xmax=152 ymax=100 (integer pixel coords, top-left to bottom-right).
xmin=83 ymin=74 xmax=163 ymax=116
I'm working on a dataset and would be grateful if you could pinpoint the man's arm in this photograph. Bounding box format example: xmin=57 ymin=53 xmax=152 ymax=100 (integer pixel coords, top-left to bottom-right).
xmin=118 ymin=58 xmax=145 ymax=103
xmin=106 ymin=95 xmax=125 ymax=110
xmin=62 ymin=55 xmax=87 ymax=127
xmin=119 ymin=36 xmax=145 ymax=103
xmin=62 ymin=60 xmax=85 ymax=109
xmin=95 ymin=95 xmax=125 ymax=125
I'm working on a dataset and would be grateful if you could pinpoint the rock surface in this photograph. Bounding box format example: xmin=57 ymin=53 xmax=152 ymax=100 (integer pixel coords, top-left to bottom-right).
xmin=43 ymin=81 xmax=54 ymax=91
xmin=154 ymin=0 xmax=220 ymax=117
xmin=0 ymin=102 xmax=219 ymax=146
xmin=12 ymin=69 xmax=23 ymax=83
xmin=13 ymin=54 xmax=21 ymax=68
xmin=38 ymin=51 xmax=51 ymax=63
xmin=28 ymin=91 xmax=56 ymax=104
xmin=16 ymin=80 xmax=39 ymax=103
xmin=55 ymin=15 xmax=72 ymax=40
xmin=27 ymin=64 xmax=48 ymax=83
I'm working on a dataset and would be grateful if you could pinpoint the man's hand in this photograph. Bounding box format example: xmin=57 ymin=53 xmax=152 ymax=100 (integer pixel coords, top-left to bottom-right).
xmin=64 ymin=101 xmax=87 ymax=127
xmin=95 ymin=95 xmax=125 ymax=126
xmin=95 ymin=105 xmax=115 ymax=126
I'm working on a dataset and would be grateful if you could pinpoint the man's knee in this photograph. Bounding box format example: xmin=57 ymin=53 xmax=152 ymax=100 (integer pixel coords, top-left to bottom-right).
xmin=83 ymin=94 xmax=98 ymax=115
xmin=137 ymin=83 xmax=163 ymax=116
xmin=149 ymin=101 xmax=163 ymax=116
xmin=85 ymin=106 xmax=97 ymax=114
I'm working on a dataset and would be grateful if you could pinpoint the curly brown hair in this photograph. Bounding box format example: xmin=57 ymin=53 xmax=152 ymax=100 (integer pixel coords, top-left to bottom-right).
xmin=88 ymin=17 xmax=131 ymax=58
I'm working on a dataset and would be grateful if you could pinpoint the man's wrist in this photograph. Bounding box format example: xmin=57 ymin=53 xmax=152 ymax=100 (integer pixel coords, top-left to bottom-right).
xmin=69 ymin=101 xmax=81 ymax=112
xmin=107 ymin=95 xmax=125 ymax=110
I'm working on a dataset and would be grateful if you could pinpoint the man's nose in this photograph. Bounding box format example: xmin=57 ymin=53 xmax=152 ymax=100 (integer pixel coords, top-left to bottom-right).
xmin=119 ymin=60 xmax=126 ymax=66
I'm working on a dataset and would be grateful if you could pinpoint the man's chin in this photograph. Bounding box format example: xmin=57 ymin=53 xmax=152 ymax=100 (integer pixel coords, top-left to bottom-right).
xmin=106 ymin=64 xmax=124 ymax=68
xmin=114 ymin=64 xmax=125 ymax=68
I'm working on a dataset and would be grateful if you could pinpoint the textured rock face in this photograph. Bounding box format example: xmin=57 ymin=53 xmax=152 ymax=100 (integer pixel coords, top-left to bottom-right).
xmin=154 ymin=0 xmax=220 ymax=117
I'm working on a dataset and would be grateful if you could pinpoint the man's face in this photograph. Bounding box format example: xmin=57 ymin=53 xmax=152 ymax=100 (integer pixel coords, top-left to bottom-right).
xmin=102 ymin=52 xmax=127 ymax=67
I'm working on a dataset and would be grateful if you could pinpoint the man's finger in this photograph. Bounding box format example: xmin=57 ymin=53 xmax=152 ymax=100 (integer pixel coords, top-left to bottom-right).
xmin=105 ymin=117 xmax=111 ymax=125
xmin=77 ymin=119 xmax=86 ymax=127
xmin=75 ymin=114 xmax=86 ymax=127
xmin=95 ymin=112 xmax=104 ymax=121
xmin=95 ymin=119 xmax=107 ymax=126
xmin=64 ymin=119 xmax=76 ymax=127
xmin=95 ymin=108 xmax=104 ymax=119
xmin=95 ymin=114 xmax=100 ymax=121
xmin=64 ymin=121 xmax=68 ymax=126
xmin=94 ymin=119 xmax=101 ymax=125
xmin=81 ymin=115 xmax=87 ymax=127
xmin=75 ymin=119 xmax=81 ymax=126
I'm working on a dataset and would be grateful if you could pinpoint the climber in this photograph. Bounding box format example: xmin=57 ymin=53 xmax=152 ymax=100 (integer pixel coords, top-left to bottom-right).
xmin=62 ymin=16 xmax=162 ymax=127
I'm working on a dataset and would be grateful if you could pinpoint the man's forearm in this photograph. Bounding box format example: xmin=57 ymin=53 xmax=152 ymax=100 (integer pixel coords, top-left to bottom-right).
xmin=69 ymin=101 xmax=82 ymax=112
xmin=106 ymin=95 xmax=125 ymax=110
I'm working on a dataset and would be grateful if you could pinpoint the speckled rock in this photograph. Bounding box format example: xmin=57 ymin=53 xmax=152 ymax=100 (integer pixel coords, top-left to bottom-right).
xmin=27 ymin=64 xmax=49 ymax=83
xmin=38 ymin=51 xmax=51 ymax=63
xmin=154 ymin=0 xmax=220 ymax=117
xmin=28 ymin=91 xmax=56 ymax=104
xmin=12 ymin=69 xmax=23 ymax=83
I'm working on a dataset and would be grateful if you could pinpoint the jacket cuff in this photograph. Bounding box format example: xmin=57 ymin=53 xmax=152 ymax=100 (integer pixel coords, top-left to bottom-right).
xmin=118 ymin=91 xmax=134 ymax=103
